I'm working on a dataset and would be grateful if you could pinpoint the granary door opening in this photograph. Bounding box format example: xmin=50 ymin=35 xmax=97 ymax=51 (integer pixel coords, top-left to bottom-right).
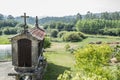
xmin=18 ymin=39 xmax=32 ymax=67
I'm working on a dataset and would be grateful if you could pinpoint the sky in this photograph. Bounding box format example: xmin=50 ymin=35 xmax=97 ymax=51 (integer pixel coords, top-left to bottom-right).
xmin=0 ymin=0 xmax=120 ymax=17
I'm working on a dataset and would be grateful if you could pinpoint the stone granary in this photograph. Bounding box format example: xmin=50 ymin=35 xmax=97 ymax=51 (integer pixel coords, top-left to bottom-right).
xmin=8 ymin=13 xmax=47 ymax=80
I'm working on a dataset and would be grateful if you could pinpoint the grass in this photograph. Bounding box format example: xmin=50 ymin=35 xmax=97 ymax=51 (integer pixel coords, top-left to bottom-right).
xmin=0 ymin=35 xmax=13 ymax=44
xmin=43 ymin=52 xmax=75 ymax=80
xmin=43 ymin=42 xmax=75 ymax=80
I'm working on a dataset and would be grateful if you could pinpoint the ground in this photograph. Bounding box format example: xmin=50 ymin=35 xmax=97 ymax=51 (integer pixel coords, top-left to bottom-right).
xmin=0 ymin=62 xmax=14 ymax=80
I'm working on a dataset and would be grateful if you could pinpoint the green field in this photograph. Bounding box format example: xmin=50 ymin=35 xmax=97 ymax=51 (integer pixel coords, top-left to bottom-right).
xmin=0 ymin=35 xmax=13 ymax=44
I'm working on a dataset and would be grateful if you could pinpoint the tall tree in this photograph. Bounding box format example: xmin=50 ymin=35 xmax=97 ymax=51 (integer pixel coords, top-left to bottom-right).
xmin=7 ymin=15 xmax=14 ymax=20
xmin=0 ymin=13 xmax=4 ymax=20
xmin=101 ymin=12 xmax=110 ymax=20
xmin=76 ymin=13 xmax=82 ymax=20
xmin=110 ymin=12 xmax=120 ymax=20
xmin=85 ymin=11 xmax=93 ymax=19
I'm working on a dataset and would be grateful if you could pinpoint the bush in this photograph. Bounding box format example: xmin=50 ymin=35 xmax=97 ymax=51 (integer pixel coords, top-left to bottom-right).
xmin=58 ymin=44 xmax=120 ymax=80
xmin=58 ymin=31 xmax=67 ymax=38
xmin=75 ymin=44 xmax=112 ymax=69
xmin=62 ymin=32 xmax=85 ymax=42
xmin=65 ymin=44 xmax=70 ymax=51
xmin=44 ymin=37 xmax=51 ymax=49
xmin=50 ymin=29 xmax=58 ymax=38
xmin=3 ymin=27 xmax=17 ymax=35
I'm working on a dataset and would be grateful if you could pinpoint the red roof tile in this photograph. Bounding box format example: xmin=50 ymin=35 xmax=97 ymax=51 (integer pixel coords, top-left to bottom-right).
xmin=29 ymin=27 xmax=46 ymax=40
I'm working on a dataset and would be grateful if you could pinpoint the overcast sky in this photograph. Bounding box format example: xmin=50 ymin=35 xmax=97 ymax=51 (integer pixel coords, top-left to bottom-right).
xmin=0 ymin=0 xmax=120 ymax=17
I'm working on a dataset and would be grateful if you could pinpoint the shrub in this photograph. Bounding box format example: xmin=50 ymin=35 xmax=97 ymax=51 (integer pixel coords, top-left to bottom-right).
xmin=58 ymin=31 xmax=67 ymax=38
xmin=3 ymin=27 xmax=17 ymax=35
xmin=58 ymin=44 xmax=120 ymax=80
xmin=44 ymin=37 xmax=51 ymax=49
xmin=50 ymin=29 xmax=58 ymax=38
xmin=75 ymin=44 xmax=112 ymax=69
xmin=65 ymin=44 xmax=70 ymax=51
xmin=62 ymin=32 xmax=85 ymax=42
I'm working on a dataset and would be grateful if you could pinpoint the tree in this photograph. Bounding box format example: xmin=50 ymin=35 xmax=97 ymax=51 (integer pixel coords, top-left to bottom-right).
xmin=110 ymin=12 xmax=120 ymax=20
xmin=101 ymin=12 xmax=110 ymax=20
xmin=0 ymin=13 xmax=4 ymax=20
xmin=62 ymin=32 xmax=84 ymax=42
xmin=50 ymin=29 xmax=58 ymax=38
xmin=76 ymin=13 xmax=82 ymax=20
xmin=44 ymin=37 xmax=51 ymax=49
xmin=56 ymin=22 xmax=64 ymax=31
xmin=85 ymin=11 xmax=93 ymax=19
xmin=7 ymin=15 xmax=14 ymax=20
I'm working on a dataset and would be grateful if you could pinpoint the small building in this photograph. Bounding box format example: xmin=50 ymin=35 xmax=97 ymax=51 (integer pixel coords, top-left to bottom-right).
xmin=10 ymin=15 xmax=46 ymax=73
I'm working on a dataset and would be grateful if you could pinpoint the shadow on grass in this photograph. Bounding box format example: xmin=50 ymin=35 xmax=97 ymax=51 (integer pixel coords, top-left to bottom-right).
xmin=43 ymin=63 xmax=70 ymax=80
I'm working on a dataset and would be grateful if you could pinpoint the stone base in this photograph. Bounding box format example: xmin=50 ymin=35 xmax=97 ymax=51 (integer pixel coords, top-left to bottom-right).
xmin=8 ymin=61 xmax=47 ymax=80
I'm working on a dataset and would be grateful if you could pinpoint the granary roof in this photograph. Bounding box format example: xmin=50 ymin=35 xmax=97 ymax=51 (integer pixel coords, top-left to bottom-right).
xmin=10 ymin=27 xmax=46 ymax=41
xmin=28 ymin=27 xmax=46 ymax=40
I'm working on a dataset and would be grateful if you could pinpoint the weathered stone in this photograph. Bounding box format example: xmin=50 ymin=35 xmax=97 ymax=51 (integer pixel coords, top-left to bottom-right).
xmin=8 ymin=14 xmax=47 ymax=80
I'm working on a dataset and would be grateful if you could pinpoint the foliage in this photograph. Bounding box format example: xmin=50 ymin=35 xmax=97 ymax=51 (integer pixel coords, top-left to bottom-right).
xmin=0 ymin=20 xmax=18 ymax=28
xmin=74 ymin=44 xmax=112 ymax=69
xmin=65 ymin=44 xmax=70 ymax=51
xmin=113 ymin=45 xmax=120 ymax=61
xmin=50 ymin=29 xmax=58 ymax=38
xmin=62 ymin=32 xmax=85 ymax=42
xmin=3 ymin=27 xmax=17 ymax=35
xmin=43 ymin=22 xmax=75 ymax=32
xmin=58 ymin=31 xmax=67 ymax=38
xmin=39 ymin=16 xmax=76 ymax=25
xmin=76 ymin=19 xmax=120 ymax=35
xmin=7 ymin=15 xmax=14 ymax=20
xmin=58 ymin=44 xmax=120 ymax=80
xmin=0 ymin=13 xmax=4 ymax=20
xmin=99 ymin=28 xmax=120 ymax=36
xmin=44 ymin=37 xmax=51 ymax=49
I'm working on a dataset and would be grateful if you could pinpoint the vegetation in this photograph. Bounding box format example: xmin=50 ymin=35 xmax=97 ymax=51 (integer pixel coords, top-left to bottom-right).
xmin=3 ymin=27 xmax=17 ymax=35
xmin=44 ymin=37 xmax=51 ymax=49
xmin=62 ymin=32 xmax=86 ymax=42
xmin=58 ymin=44 xmax=120 ymax=80
xmin=50 ymin=29 xmax=58 ymax=38
xmin=76 ymin=19 xmax=120 ymax=35
xmin=43 ymin=42 xmax=75 ymax=80
xmin=0 ymin=11 xmax=120 ymax=80
xmin=0 ymin=35 xmax=11 ymax=44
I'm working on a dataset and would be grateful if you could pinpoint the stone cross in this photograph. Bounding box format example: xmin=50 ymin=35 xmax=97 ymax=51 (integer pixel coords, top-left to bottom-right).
xmin=21 ymin=13 xmax=29 ymax=31
xmin=35 ymin=16 xmax=39 ymax=27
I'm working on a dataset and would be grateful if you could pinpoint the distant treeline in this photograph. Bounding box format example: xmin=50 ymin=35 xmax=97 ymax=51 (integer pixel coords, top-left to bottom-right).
xmin=0 ymin=11 xmax=120 ymax=36
xmin=43 ymin=11 xmax=120 ymax=36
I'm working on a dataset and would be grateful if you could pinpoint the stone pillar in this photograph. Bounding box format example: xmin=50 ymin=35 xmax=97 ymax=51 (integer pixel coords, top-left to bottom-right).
xmin=32 ymin=75 xmax=37 ymax=80
xmin=15 ymin=75 xmax=20 ymax=80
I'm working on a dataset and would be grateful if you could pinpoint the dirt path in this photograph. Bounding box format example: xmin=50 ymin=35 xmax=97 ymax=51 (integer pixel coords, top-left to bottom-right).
xmin=0 ymin=62 xmax=15 ymax=80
